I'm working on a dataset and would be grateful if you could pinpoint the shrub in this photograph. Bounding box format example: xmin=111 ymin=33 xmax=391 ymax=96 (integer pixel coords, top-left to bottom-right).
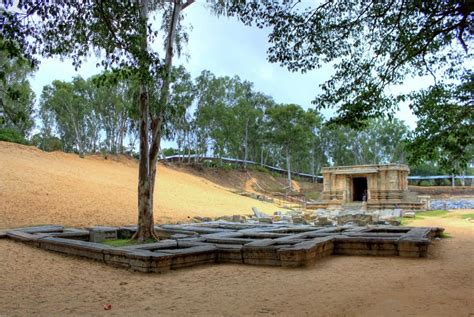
xmin=0 ymin=128 xmax=29 ymax=145
xmin=31 ymin=134 xmax=63 ymax=152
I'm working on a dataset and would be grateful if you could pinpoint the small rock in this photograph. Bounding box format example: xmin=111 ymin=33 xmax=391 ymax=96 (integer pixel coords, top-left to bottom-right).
xmin=214 ymin=216 xmax=232 ymax=222
xmin=292 ymin=216 xmax=304 ymax=224
xmin=258 ymin=218 xmax=273 ymax=224
xmin=232 ymin=215 xmax=245 ymax=223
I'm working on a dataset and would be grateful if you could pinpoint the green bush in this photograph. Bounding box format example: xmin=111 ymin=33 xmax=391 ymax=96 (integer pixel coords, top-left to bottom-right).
xmin=0 ymin=128 xmax=29 ymax=145
xmin=419 ymin=180 xmax=433 ymax=186
xmin=31 ymin=134 xmax=63 ymax=152
xmin=254 ymin=165 xmax=270 ymax=174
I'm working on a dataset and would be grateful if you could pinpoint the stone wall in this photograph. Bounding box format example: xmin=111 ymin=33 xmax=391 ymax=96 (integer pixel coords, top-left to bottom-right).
xmin=1 ymin=222 xmax=445 ymax=273
xmin=430 ymin=199 xmax=474 ymax=210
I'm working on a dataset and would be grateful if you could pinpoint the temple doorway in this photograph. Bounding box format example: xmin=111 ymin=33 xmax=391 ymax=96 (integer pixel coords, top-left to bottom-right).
xmin=352 ymin=177 xmax=367 ymax=201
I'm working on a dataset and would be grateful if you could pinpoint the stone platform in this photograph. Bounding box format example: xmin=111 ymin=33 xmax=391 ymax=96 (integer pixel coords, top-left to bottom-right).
xmin=0 ymin=223 xmax=444 ymax=273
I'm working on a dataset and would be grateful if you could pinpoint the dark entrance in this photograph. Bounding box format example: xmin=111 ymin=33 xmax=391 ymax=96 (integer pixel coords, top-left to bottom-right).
xmin=352 ymin=177 xmax=367 ymax=201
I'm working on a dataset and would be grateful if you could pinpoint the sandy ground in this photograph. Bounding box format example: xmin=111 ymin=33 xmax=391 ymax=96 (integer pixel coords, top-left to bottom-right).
xmin=0 ymin=142 xmax=283 ymax=228
xmin=1 ymin=142 xmax=473 ymax=316
xmin=0 ymin=211 xmax=472 ymax=316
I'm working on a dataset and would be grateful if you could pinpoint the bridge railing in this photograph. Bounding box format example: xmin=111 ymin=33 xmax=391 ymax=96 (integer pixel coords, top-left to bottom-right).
xmin=160 ymin=155 xmax=473 ymax=185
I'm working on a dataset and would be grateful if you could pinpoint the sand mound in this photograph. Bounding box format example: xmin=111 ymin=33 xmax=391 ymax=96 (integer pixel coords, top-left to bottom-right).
xmin=0 ymin=141 xmax=282 ymax=228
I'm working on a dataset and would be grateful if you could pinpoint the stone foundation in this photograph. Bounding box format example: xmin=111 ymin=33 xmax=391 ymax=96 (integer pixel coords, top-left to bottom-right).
xmin=0 ymin=222 xmax=444 ymax=273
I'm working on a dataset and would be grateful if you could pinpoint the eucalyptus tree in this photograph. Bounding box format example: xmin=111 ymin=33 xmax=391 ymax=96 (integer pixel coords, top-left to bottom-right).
xmin=91 ymin=75 xmax=133 ymax=154
xmin=2 ymin=0 xmax=195 ymax=241
xmin=234 ymin=90 xmax=269 ymax=166
xmin=161 ymin=66 xmax=196 ymax=159
xmin=324 ymin=117 xmax=409 ymax=166
xmin=265 ymin=104 xmax=316 ymax=190
xmin=40 ymin=78 xmax=92 ymax=155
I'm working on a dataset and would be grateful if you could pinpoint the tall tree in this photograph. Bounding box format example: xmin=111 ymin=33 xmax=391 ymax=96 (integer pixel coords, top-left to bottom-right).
xmin=265 ymin=104 xmax=316 ymax=190
xmin=2 ymin=0 xmax=195 ymax=241
xmin=40 ymin=78 xmax=93 ymax=155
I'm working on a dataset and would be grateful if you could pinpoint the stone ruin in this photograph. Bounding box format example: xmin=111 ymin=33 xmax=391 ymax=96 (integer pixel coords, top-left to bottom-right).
xmin=309 ymin=164 xmax=426 ymax=211
xmin=1 ymin=221 xmax=444 ymax=273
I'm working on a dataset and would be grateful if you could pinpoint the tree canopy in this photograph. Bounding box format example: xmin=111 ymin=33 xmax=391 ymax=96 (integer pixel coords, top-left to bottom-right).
xmin=407 ymin=72 xmax=473 ymax=174
xmin=229 ymin=0 xmax=473 ymax=127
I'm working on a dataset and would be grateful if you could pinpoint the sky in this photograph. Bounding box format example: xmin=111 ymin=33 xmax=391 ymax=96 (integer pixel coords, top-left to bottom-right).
xmin=29 ymin=2 xmax=429 ymax=145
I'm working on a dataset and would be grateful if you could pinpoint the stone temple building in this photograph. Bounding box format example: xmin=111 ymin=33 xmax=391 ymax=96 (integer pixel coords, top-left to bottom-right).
xmin=317 ymin=164 xmax=424 ymax=210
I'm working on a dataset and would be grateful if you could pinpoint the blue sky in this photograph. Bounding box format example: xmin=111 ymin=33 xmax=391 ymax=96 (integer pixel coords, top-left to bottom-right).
xmin=29 ymin=2 xmax=425 ymax=141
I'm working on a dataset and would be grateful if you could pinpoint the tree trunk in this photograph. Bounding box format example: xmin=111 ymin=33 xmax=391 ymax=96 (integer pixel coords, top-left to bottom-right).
xmin=145 ymin=0 xmax=184 ymax=229
xmin=286 ymin=146 xmax=292 ymax=191
xmin=134 ymin=82 xmax=156 ymax=241
xmin=451 ymin=174 xmax=455 ymax=187
xmin=132 ymin=0 xmax=157 ymax=242
xmin=244 ymin=119 xmax=249 ymax=168
xmin=310 ymin=148 xmax=315 ymax=183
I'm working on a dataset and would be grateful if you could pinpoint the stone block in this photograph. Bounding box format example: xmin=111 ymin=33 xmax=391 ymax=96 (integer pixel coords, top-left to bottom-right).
xmin=160 ymin=245 xmax=217 ymax=269
xmin=333 ymin=248 xmax=398 ymax=256
xmin=278 ymin=237 xmax=334 ymax=267
xmin=150 ymin=252 xmax=173 ymax=273
xmin=89 ymin=230 xmax=106 ymax=243
xmin=292 ymin=216 xmax=305 ymax=224
xmin=89 ymin=227 xmax=117 ymax=242
xmin=51 ymin=230 xmax=90 ymax=241
xmin=17 ymin=225 xmax=64 ymax=234
xmin=398 ymin=251 xmax=421 ymax=257
xmin=104 ymin=249 xmax=133 ymax=268
xmin=123 ymin=239 xmax=178 ymax=251
xmin=6 ymin=230 xmax=47 ymax=246
xmin=117 ymin=228 xmax=135 ymax=239
xmin=39 ymin=237 xmax=110 ymax=261
xmin=215 ymin=244 xmax=243 ymax=263
xmin=335 ymin=241 xmax=397 ymax=250
xmin=232 ymin=215 xmax=245 ymax=223
xmin=242 ymin=248 xmax=280 ymax=265
xmin=258 ymin=218 xmax=273 ymax=224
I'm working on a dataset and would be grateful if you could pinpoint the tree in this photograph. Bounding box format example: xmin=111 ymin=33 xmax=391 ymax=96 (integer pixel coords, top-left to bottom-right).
xmin=406 ymin=72 xmax=473 ymax=177
xmin=265 ymin=104 xmax=316 ymax=190
xmin=230 ymin=1 xmax=473 ymax=127
xmin=2 ymin=0 xmax=195 ymax=241
xmin=0 ymin=43 xmax=35 ymax=139
xmin=324 ymin=117 xmax=409 ymax=166
xmin=40 ymin=78 xmax=93 ymax=156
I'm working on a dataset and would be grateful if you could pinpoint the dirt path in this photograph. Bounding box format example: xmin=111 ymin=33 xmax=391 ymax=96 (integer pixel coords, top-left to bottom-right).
xmin=244 ymin=176 xmax=260 ymax=194
xmin=292 ymin=180 xmax=301 ymax=192
xmin=1 ymin=211 xmax=472 ymax=316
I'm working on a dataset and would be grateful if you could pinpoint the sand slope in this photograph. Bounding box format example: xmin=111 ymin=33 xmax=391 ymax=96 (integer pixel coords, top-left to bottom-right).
xmin=0 ymin=141 xmax=281 ymax=228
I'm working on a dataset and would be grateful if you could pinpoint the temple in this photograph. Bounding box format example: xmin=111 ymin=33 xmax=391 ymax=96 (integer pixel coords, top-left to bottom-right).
xmin=317 ymin=164 xmax=424 ymax=210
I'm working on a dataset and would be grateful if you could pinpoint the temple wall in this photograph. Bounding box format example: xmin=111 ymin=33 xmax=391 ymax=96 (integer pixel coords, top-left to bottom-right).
xmin=321 ymin=164 xmax=413 ymax=208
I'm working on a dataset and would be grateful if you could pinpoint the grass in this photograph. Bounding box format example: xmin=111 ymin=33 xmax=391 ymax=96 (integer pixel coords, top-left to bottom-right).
xmin=439 ymin=232 xmax=452 ymax=239
xmin=398 ymin=209 xmax=450 ymax=225
xmin=416 ymin=210 xmax=449 ymax=217
xmin=102 ymin=238 xmax=156 ymax=247
xmin=396 ymin=217 xmax=411 ymax=226
xmin=461 ymin=213 xmax=474 ymax=219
